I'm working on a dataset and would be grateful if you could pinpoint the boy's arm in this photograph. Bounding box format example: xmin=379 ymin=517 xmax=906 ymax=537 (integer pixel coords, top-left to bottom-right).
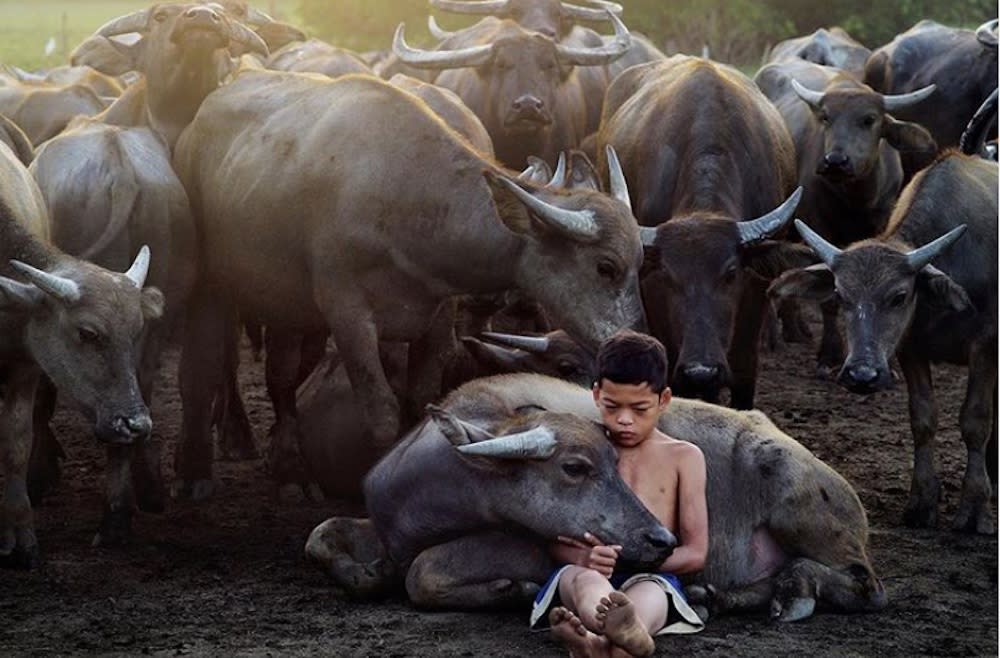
xmin=658 ymin=445 xmax=708 ymax=575
xmin=549 ymin=534 xmax=621 ymax=578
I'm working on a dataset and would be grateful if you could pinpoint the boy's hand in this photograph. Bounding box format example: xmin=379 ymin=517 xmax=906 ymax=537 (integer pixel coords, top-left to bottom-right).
xmin=556 ymin=532 xmax=622 ymax=578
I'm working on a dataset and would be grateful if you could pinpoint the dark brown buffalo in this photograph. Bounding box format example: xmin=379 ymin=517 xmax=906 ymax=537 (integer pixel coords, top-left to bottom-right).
xmin=766 ymin=27 xmax=870 ymax=79
xmin=864 ymin=19 xmax=999 ymax=179
xmin=597 ymin=56 xmax=809 ymax=408
xmin=771 ymin=152 xmax=998 ymax=534
xmin=754 ymin=59 xmax=937 ymax=372
xmin=391 ymin=13 xmax=631 ymax=168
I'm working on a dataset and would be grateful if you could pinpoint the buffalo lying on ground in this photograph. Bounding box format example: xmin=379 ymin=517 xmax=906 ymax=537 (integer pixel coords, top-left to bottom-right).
xmin=306 ymin=374 xmax=886 ymax=621
xmin=771 ymin=152 xmax=998 ymax=534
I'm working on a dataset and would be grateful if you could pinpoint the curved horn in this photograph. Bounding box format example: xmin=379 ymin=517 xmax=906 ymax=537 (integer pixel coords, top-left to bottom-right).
xmin=427 ymin=15 xmax=456 ymax=41
xmin=456 ymin=426 xmax=558 ymax=459
xmin=960 ymin=88 xmax=998 ymax=156
xmin=429 ymin=0 xmax=509 ymax=15
xmin=561 ymin=1 xmax=623 ymax=21
xmin=392 ymin=23 xmax=493 ymax=70
xmin=244 ymin=6 xmax=275 ymax=26
xmin=124 ymin=245 xmax=151 ymax=288
xmin=793 ymin=219 xmax=842 ymax=266
xmin=977 ymin=18 xmax=999 ymax=49
xmin=549 ymin=152 xmax=568 ymax=188
xmin=495 ymin=176 xmax=599 ymax=239
xmin=482 ymin=331 xmax=551 ymax=353
xmin=737 ymin=187 xmax=802 ymax=245
xmin=605 ymin=145 xmax=631 ymax=212
xmin=639 ymin=226 xmax=657 ymax=248
xmin=881 ymin=84 xmax=936 ymax=113
xmin=518 ymin=156 xmax=551 ymax=184
xmin=9 ymin=261 xmax=81 ymax=303
xmin=95 ymin=8 xmax=152 ymax=37
xmin=790 ymin=79 xmax=824 ymax=109
xmin=227 ymin=19 xmax=269 ymax=56
xmin=905 ymin=225 xmax=967 ymax=271
xmin=556 ymin=10 xmax=631 ymax=67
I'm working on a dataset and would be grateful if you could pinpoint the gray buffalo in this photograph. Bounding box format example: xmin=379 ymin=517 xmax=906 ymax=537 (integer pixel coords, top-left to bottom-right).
xmin=765 ymin=27 xmax=870 ymax=79
xmin=0 ymin=142 xmax=163 ymax=564
xmin=771 ymin=152 xmax=998 ymax=534
xmin=306 ymin=374 xmax=886 ymax=621
xmin=172 ymin=73 xmax=645 ymax=497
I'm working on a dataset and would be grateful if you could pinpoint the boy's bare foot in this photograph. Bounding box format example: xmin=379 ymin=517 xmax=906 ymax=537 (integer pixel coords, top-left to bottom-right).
xmin=550 ymin=607 xmax=605 ymax=658
xmin=595 ymin=591 xmax=655 ymax=657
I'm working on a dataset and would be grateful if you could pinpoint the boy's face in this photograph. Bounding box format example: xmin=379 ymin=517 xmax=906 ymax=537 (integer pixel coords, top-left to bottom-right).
xmin=592 ymin=379 xmax=671 ymax=447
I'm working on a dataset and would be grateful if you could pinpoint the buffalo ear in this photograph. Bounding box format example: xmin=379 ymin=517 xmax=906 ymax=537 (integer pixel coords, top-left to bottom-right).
xmin=883 ymin=116 xmax=936 ymax=155
xmin=917 ymin=265 xmax=973 ymax=312
xmin=0 ymin=277 xmax=43 ymax=310
xmin=140 ymin=286 xmax=165 ymax=321
xmin=768 ymin=264 xmax=836 ymax=302
xmin=484 ymin=171 xmax=537 ymax=236
xmin=426 ymin=404 xmax=495 ymax=447
xmin=71 ymin=35 xmax=144 ymax=76
xmin=744 ymin=241 xmax=819 ymax=281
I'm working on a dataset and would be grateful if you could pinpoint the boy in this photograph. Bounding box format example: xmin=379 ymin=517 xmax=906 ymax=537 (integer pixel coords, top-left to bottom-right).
xmin=530 ymin=330 xmax=709 ymax=657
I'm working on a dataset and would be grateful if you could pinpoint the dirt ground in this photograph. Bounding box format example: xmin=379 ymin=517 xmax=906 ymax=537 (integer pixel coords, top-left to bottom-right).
xmin=2 ymin=324 xmax=997 ymax=657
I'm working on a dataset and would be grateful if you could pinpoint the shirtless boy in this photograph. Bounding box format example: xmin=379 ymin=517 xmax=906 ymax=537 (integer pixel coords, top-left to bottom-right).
xmin=532 ymin=330 xmax=709 ymax=657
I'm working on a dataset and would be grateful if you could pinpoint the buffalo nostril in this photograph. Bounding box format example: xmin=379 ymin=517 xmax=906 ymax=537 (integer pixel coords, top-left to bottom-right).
xmin=848 ymin=365 xmax=879 ymax=384
xmin=645 ymin=527 xmax=676 ymax=550
xmin=683 ymin=364 xmax=720 ymax=385
xmin=824 ymin=152 xmax=849 ymax=167
xmin=125 ymin=414 xmax=152 ymax=437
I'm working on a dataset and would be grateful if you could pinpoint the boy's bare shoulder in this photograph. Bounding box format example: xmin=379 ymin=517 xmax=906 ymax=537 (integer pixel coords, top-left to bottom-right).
xmin=651 ymin=431 xmax=705 ymax=464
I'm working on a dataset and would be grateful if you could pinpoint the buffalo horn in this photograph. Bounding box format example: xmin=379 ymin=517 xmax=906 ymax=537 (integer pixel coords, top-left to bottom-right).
xmin=737 ymin=186 xmax=802 ymax=245
xmin=794 ymin=219 xmax=842 ymax=266
xmin=977 ymin=18 xmax=999 ymax=49
xmin=427 ymin=15 xmax=456 ymax=41
xmin=429 ymin=0 xmax=509 ymax=15
xmin=549 ymin=152 xmax=568 ymax=188
xmin=9 ymin=261 xmax=82 ymax=303
xmin=518 ymin=156 xmax=551 ymax=184
xmin=482 ymin=331 xmax=551 ymax=353
xmin=496 ymin=176 xmax=600 ymax=239
xmin=555 ymin=10 xmax=631 ymax=66
xmin=244 ymin=6 xmax=275 ymax=26
xmin=639 ymin=226 xmax=657 ymax=248
xmin=392 ymin=23 xmax=493 ymax=70
xmin=227 ymin=19 xmax=269 ymax=56
xmin=606 ymin=145 xmax=631 ymax=211
xmin=905 ymin=225 xmax=967 ymax=271
xmin=881 ymin=85 xmax=936 ymax=113
xmin=790 ymin=79 xmax=824 ymax=109
xmin=561 ymin=1 xmax=623 ymax=21
xmin=95 ymin=9 xmax=152 ymax=37
xmin=124 ymin=245 xmax=151 ymax=288
xmin=456 ymin=426 xmax=558 ymax=459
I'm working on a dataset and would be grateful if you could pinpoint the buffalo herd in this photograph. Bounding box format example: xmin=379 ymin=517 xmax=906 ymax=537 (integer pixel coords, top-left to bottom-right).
xmin=0 ymin=0 xmax=996 ymax=635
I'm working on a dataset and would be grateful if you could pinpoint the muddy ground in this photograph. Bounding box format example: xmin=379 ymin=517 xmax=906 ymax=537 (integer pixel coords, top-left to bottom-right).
xmin=2 ymin=324 xmax=997 ymax=657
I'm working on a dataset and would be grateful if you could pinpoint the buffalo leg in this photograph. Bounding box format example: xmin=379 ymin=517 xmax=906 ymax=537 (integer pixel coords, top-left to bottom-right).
xmin=729 ymin=281 xmax=768 ymax=410
xmin=215 ymin=323 xmax=257 ymax=461
xmin=93 ymin=446 xmax=135 ymax=546
xmin=131 ymin=323 xmax=165 ymax=514
xmin=952 ymin=337 xmax=997 ymax=534
xmin=297 ymin=330 xmax=328 ymax=387
xmin=405 ymin=532 xmax=551 ymax=609
xmin=26 ymin=377 xmax=62 ymax=503
xmin=405 ymin=301 xmax=453 ymax=424
xmin=778 ymin=299 xmax=812 ymax=344
xmin=815 ymin=300 xmax=844 ymax=378
xmin=0 ymin=364 xmax=40 ymax=569
xmin=175 ymin=286 xmax=235 ymax=500
xmin=264 ymin=327 xmax=312 ymax=496
xmin=305 ymin=517 xmax=398 ymax=597
xmin=898 ymin=347 xmax=940 ymax=528
xmin=316 ymin=285 xmax=400 ymax=450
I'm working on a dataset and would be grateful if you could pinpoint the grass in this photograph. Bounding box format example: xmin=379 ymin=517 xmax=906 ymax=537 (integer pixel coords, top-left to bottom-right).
xmin=0 ymin=0 xmax=301 ymax=71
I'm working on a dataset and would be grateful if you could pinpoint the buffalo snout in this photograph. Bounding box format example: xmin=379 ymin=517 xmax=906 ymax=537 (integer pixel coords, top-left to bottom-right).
xmin=505 ymin=95 xmax=552 ymax=129
xmin=619 ymin=524 xmax=676 ymax=570
xmin=837 ymin=361 xmax=892 ymax=394
xmin=183 ymin=6 xmax=222 ymax=24
xmin=98 ymin=410 xmax=152 ymax=444
xmin=818 ymin=151 xmax=852 ymax=177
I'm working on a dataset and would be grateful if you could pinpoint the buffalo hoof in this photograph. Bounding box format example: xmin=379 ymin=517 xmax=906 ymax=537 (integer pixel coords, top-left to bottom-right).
xmin=92 ymin=507 xmax=133 ymax=547
xmin=266 ymin=421 xmax=309 ymax=487
xmin=171 ymin=479 xmax=216 ymax=502
xmin=770 ymin=596 xmax=816 ymax=622
xmin=903 ymin=479 xmax=940 ymax=528
xmin=0 ymin=527 xmax=41 ymax=570
xmin=952 ymin=501 xmax=995 ymax=535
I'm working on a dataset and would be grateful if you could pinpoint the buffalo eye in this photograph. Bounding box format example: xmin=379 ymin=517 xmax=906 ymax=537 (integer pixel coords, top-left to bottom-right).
xmin=78 ymin=327 xmax=101 ymax=344
xmin=722 ymin=264 xmax=738 ymax=284
xmin=861 ymin=114 xmax=877 ymax=128
xmin=556 ymin=361 xmax=578 ymax=378
xmin=597 ymin=260 xmax=618 ymax=281
xmin=818 ymin=111 xmax=830 ymax=125
xmin=561 ymin=461 xmax=592 ymax=479
xmin=888 ymin=290 xmax=908 ymax=308
xmin=154 ymin=9 xmax=168 ymax=22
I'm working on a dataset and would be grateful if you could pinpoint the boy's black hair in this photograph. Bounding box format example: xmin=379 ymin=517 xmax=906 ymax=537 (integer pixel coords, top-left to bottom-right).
xmin=595 ymin=330 xmax=669 ymax=393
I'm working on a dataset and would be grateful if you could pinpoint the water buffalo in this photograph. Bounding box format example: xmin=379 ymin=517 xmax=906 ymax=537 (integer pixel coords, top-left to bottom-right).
xmin=771 ymin=152 xmax=998 ymax=534
xmin=766 ymin=27 xmax=870 ymax=79
xmin=0 ymin=81 xmax=106 ymax=146
xmin=266 ymin=39 xmax=373 ymax=78
xmin=754 ymin=59 xmax=937 ymax=372
xmin=0 ymin=115 xmax=33 ymax=166
xmin=392 ymin=12 xmax=631 ymax=168
xmin=0 ymin=142 xmax=164 ymax=564
xmin=306 ymin=374 xmax=886 ymax=620
xmin=864 ymin=19 xmax=999 ymax=179
xmin=429 ymin=0 xmax=624 ymax=40
xmin=388 ymin=74 xmax=494 ymax=156
xmin=172 ymin=73 xmax=646 ymax=498
xmin=597 ymin=56 xmax=809 ymax=408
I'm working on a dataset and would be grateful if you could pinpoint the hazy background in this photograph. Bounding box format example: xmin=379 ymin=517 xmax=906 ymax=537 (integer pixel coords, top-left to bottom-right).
xmin=2 ymin=0 xmax=995 ymax=70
